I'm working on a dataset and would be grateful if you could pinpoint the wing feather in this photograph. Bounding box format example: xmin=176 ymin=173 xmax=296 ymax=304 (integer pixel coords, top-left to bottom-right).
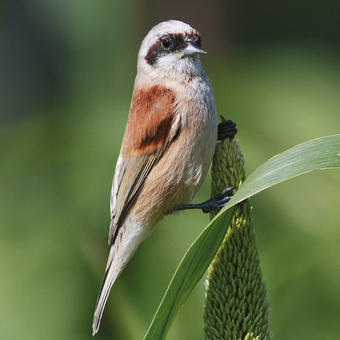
xmin=108 ymin=85 xmax=181 ymax=244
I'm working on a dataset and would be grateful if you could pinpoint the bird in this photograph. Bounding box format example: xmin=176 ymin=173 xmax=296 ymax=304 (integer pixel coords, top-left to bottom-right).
xmin=92 ymin=20 xmax=237 ymax=335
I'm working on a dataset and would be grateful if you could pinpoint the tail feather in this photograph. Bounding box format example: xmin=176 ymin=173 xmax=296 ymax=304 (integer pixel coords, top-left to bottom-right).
xmin=92 ymin=244 xmax=120 ymax=336
xmin=92 ymin=222 xmax=147 ymax=335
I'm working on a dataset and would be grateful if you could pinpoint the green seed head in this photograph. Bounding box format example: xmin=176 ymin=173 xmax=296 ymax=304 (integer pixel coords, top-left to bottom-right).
xmin=204 ymin=138 xmax=271 ymax=340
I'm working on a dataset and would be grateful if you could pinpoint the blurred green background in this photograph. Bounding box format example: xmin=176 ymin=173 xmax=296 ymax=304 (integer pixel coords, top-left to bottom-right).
xmin=1 ymin=1 xmax=340 ymax=339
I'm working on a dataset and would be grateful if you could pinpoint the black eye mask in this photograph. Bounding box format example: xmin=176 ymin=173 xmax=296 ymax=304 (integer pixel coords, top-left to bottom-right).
xmin=145 ymin=32 xmax=202 ymax=66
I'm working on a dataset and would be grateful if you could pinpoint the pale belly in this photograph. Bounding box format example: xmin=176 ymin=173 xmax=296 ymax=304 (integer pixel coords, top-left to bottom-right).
xmin=132 ymin=115 xmax=217 ymax=227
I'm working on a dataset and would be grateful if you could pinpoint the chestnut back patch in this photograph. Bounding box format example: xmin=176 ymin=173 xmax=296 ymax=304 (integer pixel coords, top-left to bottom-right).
xmin=122 ymin=85 xmax=177 ymax=155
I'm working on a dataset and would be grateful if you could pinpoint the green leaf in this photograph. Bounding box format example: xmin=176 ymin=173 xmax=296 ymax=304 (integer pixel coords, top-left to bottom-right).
xmin=144 ymin=208 xmax=235 ymax=340
xmin=143 ymin=135 xmax=340 ymax=340
xmin=226 ymin=134 xmax=340 ymax=211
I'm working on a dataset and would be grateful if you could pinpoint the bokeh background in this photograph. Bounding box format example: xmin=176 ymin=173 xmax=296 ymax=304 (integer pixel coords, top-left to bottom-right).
xmin=1 ymin=1 xmax=340 ymax=339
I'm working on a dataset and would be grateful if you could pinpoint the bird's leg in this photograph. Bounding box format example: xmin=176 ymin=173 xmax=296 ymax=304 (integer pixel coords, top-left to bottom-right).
xmin=218 ymin=115 xmax=237 ymax=141
xmin=175 ymin=186 xmax=233 ymax=213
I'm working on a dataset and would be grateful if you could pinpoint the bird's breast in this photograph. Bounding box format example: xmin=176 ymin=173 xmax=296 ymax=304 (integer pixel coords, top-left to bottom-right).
xmin=178 ymin=81 xmax=217 ymax=197
xmin=130 ymin=75 xmax=217 ymax=225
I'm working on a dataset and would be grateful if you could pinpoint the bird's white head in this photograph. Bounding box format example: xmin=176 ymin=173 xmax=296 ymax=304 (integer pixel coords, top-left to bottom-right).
xmin=137 ymin=20 xmax=206 ymax=81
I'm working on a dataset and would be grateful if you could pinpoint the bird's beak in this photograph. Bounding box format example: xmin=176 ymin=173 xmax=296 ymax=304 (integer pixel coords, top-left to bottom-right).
xmin=183 ymin=43 xmax=207 ymax=56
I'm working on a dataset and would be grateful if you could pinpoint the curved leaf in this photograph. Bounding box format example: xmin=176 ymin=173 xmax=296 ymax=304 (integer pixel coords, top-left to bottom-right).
xmin=144 ymin=134 xmax=340 ymax=340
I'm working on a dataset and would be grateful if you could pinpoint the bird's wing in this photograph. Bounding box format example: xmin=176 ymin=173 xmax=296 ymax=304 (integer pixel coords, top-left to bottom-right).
xmin=108 ymin=85 xmax=181 ymax=245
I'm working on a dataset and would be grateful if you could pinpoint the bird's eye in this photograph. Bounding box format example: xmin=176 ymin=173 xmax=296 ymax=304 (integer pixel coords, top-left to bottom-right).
xmin=161 ymin=38 xmax=171 ymax=48
xmin=195 ymin=36 xmax=202 ymax=47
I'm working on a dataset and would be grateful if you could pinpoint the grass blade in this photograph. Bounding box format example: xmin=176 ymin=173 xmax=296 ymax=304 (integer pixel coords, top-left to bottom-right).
xmin=144 ymin=134 xmax=340 ymax=340
xmin=144 ymin=208 xmax=234 ymax=340
xmin=225 ymin=134 xmax=340 ymax=210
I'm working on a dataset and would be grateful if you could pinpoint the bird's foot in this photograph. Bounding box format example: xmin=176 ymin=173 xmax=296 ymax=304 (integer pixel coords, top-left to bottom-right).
xmin=175 ymin=186 xmax=233 ymax=213
xmin=218 ymin=115 xmax=237 ymax=141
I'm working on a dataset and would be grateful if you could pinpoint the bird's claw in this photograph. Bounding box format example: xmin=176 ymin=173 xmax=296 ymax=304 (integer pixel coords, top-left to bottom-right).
xmin=200 ymin=186 xmax=234 ymax=213
xmin=218 ymin=115 xmax=237 ymax=141
xmin=175 ymin=186 xmax=234 ymax=213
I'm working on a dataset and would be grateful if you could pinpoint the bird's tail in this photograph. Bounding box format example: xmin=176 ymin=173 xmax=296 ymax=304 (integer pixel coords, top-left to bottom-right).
xmin=92 ymin=222 xmax=147 ymax=335
xmin=92 ymin=242 xmax=121 ymax=336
